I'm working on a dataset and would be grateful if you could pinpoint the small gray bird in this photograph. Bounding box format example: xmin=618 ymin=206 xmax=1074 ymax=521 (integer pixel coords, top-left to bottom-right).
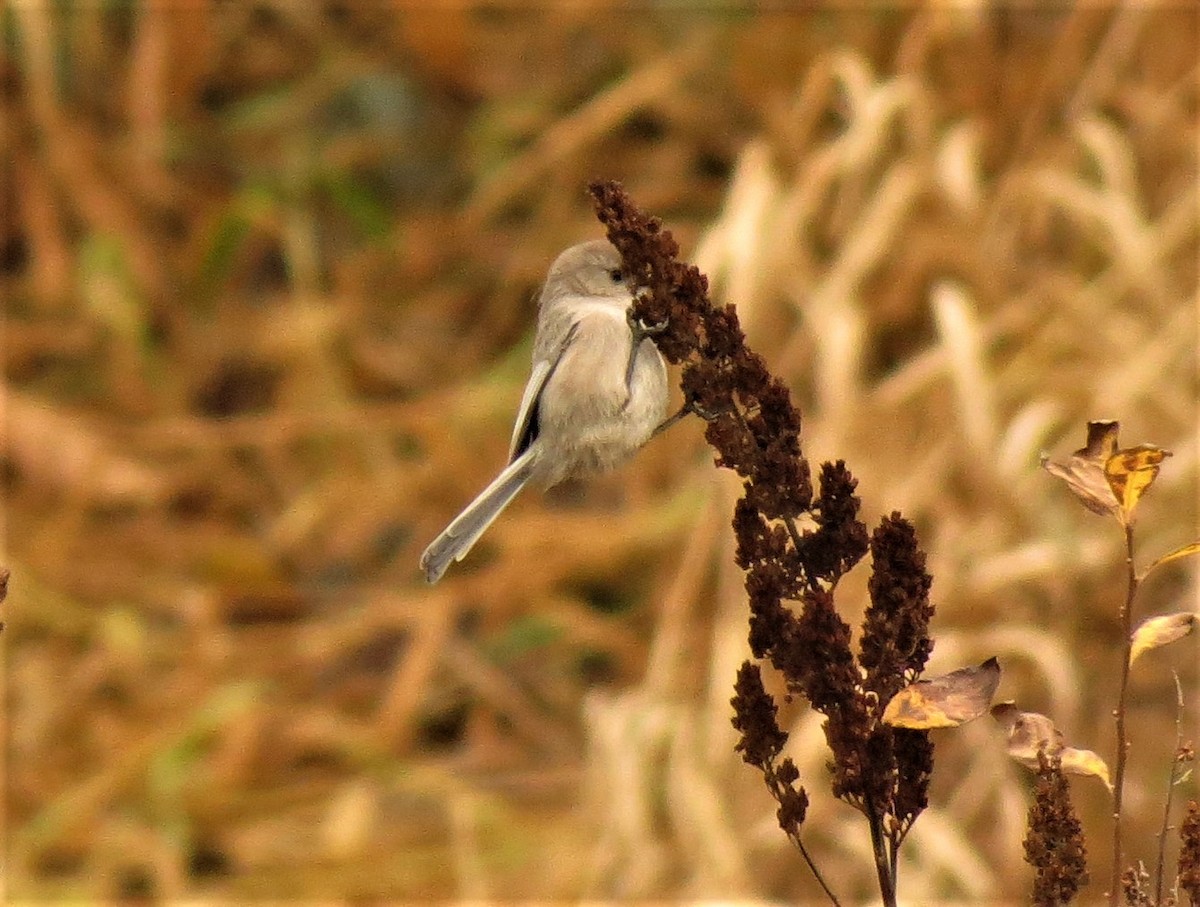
xmin=420 ymin=239 xmax=668 ymax=583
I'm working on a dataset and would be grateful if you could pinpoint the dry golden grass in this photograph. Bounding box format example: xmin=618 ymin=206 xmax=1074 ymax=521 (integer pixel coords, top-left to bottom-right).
xmin=3 ymin=2 xmax=1197 ymax=902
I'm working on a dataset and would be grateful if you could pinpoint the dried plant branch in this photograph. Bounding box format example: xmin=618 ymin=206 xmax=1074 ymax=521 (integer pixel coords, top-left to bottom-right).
xmin=1154 ymin=676 xmax=1189 ymax=906
xmin=1110 ymin=521 xmax=1138 ymax=906
xmin=591 ymin=180 xmax=938 ymax=907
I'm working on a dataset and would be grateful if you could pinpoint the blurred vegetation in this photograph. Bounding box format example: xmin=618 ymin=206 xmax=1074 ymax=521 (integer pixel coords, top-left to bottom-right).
xmin=3 ymin=1 xmax=1197 ymax=901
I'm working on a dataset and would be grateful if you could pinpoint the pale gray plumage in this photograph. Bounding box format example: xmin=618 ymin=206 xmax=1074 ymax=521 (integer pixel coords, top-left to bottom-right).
xmin=420 ymin=240 xmax=668 ymax=584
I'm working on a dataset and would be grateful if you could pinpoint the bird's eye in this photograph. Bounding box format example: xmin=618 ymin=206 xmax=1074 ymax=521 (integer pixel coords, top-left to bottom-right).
xmin=608 ymin=268 xmax=624 ymax=283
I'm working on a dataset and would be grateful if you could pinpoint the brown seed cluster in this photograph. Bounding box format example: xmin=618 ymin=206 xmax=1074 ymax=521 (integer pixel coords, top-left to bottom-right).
xmin=1024 ymin=750 xmax=1089 ymax=907
xmin=590 ymin=180 xmax=936 ymax=867
xmin=1180 ymin=799 xmax=1200 ymax=905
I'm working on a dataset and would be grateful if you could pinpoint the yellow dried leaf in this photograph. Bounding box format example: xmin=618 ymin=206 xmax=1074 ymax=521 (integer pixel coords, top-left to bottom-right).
xmin=883 ymin=657 xmax=1000 ymax=729
xmin=1142 ymin=541 xmax=1200 ymax=578
xmin=1130 ymin=612 xmax=1197 ymax=666
xmin=1059 ymin=747 xmax=1112 ymax=790
xmin=1104 ymin=444 xmax=1171 ymax=519
xmin=1040 ymin=420 xmax=1121 ymax=517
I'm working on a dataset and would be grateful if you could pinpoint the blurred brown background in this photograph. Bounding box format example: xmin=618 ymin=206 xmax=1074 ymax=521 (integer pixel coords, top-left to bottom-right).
xmin=3 ymin=1 xmax=1198 ymax=901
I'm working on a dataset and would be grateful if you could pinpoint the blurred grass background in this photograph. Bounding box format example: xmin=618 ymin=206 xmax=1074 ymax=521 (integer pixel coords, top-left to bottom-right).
xmin=3 ymin=1 xmax=1198 ymax=901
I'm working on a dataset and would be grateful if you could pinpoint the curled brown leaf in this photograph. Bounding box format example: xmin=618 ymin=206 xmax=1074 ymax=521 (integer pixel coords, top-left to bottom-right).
xmin=883 ymin=657 xmax=1000 ymax=729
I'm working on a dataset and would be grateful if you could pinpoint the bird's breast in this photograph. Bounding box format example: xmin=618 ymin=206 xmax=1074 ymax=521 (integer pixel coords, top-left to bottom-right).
xmin=533 ymin=311 xmax=666 ymax=485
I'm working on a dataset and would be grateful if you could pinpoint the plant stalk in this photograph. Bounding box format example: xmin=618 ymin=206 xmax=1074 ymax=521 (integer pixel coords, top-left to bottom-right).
xmin=788 ymin=831 xmax=842 ymax=907
xmin=864 ymin=792 xmax=896 ymax=907
xmin=1109 ymin=521 xmax=1138 ymax=906
xmin=1153 ymin=672 xmax=1185 ymax=905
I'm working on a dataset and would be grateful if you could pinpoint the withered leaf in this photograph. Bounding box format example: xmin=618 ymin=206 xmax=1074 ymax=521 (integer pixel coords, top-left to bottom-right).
xmin=1040 ymin=420 xmax=1121 ymax=517
xmin=883 ymin=657 xmax=1000 ymax=729
xmin=1130 ymin=612 xmax=1197 ymax=666
xmin=1079 ymin=419 xmax=1121 ymax=460
xmin=1058 ymin=746 xmax=1112 ymax=789
xmin=1142 ymin=541 xmax=1200 ymax=579
xmin=991 ymin=702 xmax=1112 ymax=789
xmin=991 ymin=702 xmax=1064 ymax=761
xmin=1042 ymin=421 xmax=1173 ymax=523
xmin=1104 ymin=444 xmax=1171 ymax=519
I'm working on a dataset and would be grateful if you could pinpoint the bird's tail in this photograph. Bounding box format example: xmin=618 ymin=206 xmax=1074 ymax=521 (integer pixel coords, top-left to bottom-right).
xmin=420 ymin=449 xmax=537 ymax=584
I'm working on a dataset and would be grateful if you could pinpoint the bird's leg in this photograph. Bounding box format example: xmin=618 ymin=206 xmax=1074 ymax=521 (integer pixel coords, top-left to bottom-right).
xmin=650 ymin=398 xmax=721 ymax=438
xmin=650 ymin=404 xmax=691 ymax=438
xmin=623 ymin=309 xmax=669 ymax=407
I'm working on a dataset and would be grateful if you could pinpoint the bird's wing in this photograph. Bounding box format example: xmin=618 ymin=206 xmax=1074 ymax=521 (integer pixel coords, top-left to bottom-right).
xmin=507 ymin=320 xmax=580 ymax=462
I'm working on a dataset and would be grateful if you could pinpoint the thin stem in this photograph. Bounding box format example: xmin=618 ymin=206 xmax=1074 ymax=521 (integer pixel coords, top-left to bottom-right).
xmin=1109 ymin=520 xmax=1138 ymax=906
xmin=1153 ymin=672 xmax=1185 ymax=905
xmin=890 ymin=827 xmax=900 ymax=883
xmin=784 ymin=515 xmax=805 ymax=552
xmin=787 ymin=831 xmax=843 ymax=907
xmin=864 ymin=791 xmax=897 ymax=907
xmin=763 ymin=766 xmax=842 ymax=907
